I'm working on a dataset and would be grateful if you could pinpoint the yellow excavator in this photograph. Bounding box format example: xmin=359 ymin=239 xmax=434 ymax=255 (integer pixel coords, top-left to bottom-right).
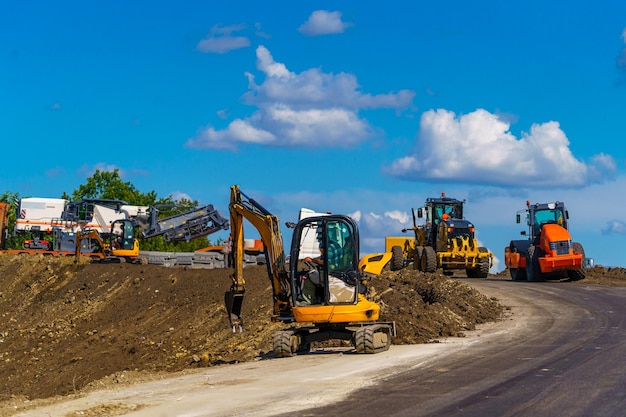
xmin=75 ymin=218 xmax=140 ymax=262
xmin=226 ymin=185 xmax=394 ymax=357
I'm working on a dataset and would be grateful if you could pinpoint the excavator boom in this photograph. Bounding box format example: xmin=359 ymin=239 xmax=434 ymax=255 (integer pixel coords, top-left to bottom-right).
xmin=138 ymin=204 xmax=228 ymax=242
xmin=226 ymin=185 xmax=290 ymax=332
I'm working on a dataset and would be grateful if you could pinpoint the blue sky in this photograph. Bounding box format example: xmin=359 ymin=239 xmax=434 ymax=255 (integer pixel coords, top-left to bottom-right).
xmin=2 ymin=1 xmax=626 ymax=271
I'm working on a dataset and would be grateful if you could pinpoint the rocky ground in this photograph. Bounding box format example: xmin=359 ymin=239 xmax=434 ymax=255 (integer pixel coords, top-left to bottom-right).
xmin=0 ymin=254 xmax=623 ymax=415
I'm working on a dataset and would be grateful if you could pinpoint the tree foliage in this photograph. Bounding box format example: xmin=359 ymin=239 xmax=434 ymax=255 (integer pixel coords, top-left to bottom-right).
xmin=0 ymin=191 xmax=21 ymax=249
xmin=62 ymin=169 xmax=169 ymax=207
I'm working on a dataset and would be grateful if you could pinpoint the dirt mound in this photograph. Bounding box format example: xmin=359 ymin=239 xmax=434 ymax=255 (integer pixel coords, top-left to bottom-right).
xmin=573 ymin=266 xmax=626 ymax=286
xmin=491 ymin=265 xmax=626 ymax=286
xmin=6 ymin=255 xmax=616 ymax=411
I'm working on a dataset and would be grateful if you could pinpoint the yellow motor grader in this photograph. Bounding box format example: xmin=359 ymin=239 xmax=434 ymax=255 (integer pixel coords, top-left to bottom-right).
xmin=385 ymin=193 xmax=493 ymax=277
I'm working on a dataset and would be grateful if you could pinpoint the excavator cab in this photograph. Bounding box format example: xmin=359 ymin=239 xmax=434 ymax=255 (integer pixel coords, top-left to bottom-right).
xmin=108 ymin=219 xmax=139 ymax=258
xmin=291 ymin=216 xmax=360 ymax=308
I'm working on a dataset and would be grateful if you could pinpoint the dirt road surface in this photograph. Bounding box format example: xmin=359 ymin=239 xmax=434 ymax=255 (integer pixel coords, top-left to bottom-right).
xmin=0 ymin=254 xmax=624 ymax=416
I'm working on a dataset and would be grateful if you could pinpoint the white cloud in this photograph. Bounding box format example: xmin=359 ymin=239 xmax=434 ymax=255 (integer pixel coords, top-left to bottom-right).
xmin=602 ymin=219 xmax=626 ymax=235
xmin=355 ymin=211 xmax=412 ymax=252
xmin=384 ymin=210 xmax=410 ymax=224
xmin=77 ymin=163 xmax=123 ymax=178
xmin=187 ymin=46 xmax=414 ymax=150
xmin=384 ymin=108 xmax=616 ymax=188
xmin=298 ymin=10 xmax=352 ymax=36
xmin=169 ymin=191 xmax=192 ymax=202
xmin=196 ymin=24 xmax=250 ymax=54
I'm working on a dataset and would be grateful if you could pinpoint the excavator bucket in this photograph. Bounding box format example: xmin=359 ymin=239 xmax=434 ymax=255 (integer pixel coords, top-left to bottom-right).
xmin=225 ymin=288 xmax=244 ymax=333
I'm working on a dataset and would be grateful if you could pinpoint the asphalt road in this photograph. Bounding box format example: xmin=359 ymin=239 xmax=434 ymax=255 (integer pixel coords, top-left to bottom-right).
xmin=298 ymin=279 xmax=626 ymax=417
xmin=14 ymin=278 xmax=626 ymax=417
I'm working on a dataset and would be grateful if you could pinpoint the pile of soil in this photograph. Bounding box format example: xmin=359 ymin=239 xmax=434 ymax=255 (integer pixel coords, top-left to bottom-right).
xmin=0 ymin=254 xmax=621 ymax=408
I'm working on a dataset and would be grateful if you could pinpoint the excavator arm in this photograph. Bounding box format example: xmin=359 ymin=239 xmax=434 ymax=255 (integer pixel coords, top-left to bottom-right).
xmin=226 ymin=185 xmax=292 ymax=332
xmin=137 ymin=204 xmax=228 ymax=242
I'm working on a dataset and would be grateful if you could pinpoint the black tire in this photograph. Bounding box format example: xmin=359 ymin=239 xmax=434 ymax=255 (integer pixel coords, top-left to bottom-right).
xmin=295 ymin=328 xmax=311 ymax=354
xmin=466 ymin=268 xmax=477 ymax=278
xmin=390 ymin=246 xmax=404 ymax=271
xmin=354 ymin=325 xmax=391 ymax=354
xmin=476 ymin=257 xmax=490 ymax=278
xmin=510 ymin=267 xmax=527 ymax=281
xmin=273 ymin=330 xmax=297 ymax=358
xmin=412 ymin=246 xmax=422 ymax=270
xmin=526 ymin=245 xmax=544 ymax=282
xmin=568 ymin=242 xmax=587 ymax=281
xmin=420 ymin=246 xmax=437 ymax=273
xmin=354 ymin=327 xmax=375 ymax=354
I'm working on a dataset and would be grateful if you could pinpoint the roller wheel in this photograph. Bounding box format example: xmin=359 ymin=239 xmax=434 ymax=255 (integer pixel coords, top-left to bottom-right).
xmin=390 ymin=246 xmax=404 ymax=271
xmin=525 ymin=245 xmax=544 ymax=282
xmin=510 ymin=267 xmax=527 ymax=281
xmin=568 ymin=242 xmax=587 ymax=281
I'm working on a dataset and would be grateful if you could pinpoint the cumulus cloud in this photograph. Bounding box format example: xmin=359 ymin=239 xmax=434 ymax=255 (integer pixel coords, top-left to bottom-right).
xmin=384 ymin=108 xmax=616 ymax=188
xmin=169 ymin=191 xmax=192 ymax=202
xmin=602 ymin=219 xmax=626 ymax=235
xmin=298 ymin=10 xmax=352 ymax=36
xmin=186 ymin=46 xmax=414 ymax=150
xmin=352 ymin=210 xmax=414 ymax=254
xmin=77 ymin=163 xmax=124 ymax=178
xmin=197 ymin=24 xmax=250 ymax=54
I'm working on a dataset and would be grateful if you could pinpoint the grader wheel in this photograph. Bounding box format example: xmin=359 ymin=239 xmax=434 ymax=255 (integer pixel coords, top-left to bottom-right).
xmin=412 ymin=246 xmax=422 ymax=270
xmin=390 ymin=246 xmax=404 ymax=271
xmin=420 ymin=246 xmax=437 ymax=273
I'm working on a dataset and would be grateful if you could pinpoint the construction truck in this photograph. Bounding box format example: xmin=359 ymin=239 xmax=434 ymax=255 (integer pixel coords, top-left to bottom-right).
xmin=385 ymin=193 xmax=493 ymax=277
xmin=62 ymin=199 xmax=149 ymax=234
xmin=14 ymin=197 xmax=149 ymax=253
xmin=14 ymin=197 xmax=69 ymax=234
xmin=504 ymin=200 xmax=587 ymax=281
xmin=226 ymin=185 xmax=394 ymax=357
xmin=75 ymin=202 xmax=229 ymax=263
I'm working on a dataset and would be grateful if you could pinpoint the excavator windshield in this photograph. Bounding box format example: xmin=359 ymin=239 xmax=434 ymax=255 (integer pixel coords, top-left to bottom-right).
xmin=290 ymin=216 xmax=359 ymax=306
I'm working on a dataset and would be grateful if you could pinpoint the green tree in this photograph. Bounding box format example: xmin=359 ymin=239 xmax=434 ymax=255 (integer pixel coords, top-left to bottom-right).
xmin=0 ymin=191 xmax=20 ymax=249
xmin=62 ymin=169 xmax=171 ymax=207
